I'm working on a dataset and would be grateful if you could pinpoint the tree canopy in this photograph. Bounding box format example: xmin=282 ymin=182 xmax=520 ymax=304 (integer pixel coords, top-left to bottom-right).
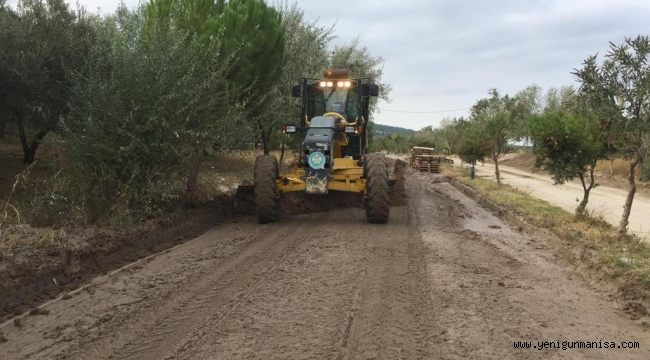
xmin=574 ymin=36 xmax=650 ymax=234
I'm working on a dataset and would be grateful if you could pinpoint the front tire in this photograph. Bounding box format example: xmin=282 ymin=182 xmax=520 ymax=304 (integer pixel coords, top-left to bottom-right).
xmin=364 ymin=153 xmax=390 ymax=223
xmin=254 ymin=155 xmax=279 ymax=224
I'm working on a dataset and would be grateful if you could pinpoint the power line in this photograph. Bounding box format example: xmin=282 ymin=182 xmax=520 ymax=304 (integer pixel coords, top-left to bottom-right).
xmin=377 ymin=107 xmax=471 ymax=114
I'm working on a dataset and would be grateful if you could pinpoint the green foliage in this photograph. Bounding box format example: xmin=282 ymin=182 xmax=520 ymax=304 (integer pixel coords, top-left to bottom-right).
xmin=543 ymin=86 xmax=577 ymax=113
xmin=512 ymin=84 xmax=543 ymax=139
xmin=431 ymin=118 xmax=462 ymax=155
xmin=258 ymin=2 xmax=331 ymax=153
xmin=373 ymin=123 xmax=415 ymax=138
xmin=574 ymin=35 xmax=650 ymax=232
xmin=21 ymin=169 xmax=84 ymax=227
xmin=456 ymin=120 xmax=488 ymax=165
xmin=219 ymin=0 xmax=285 ymax=96
xmin=529 ymin=111 xmax=605 ymax=185
xmin=146 ymin=0 xmax=286 ymax=154
xmin=574 ymin=36 xmax=650 ymax=160
xmin=369 ymin=132 xmax=411 ymax=153
xmin=330 ymin=38 xmax=392 ymax=110
xmin=471 ymin=89 xmax=517 ymax=158
xmin=145 ymin=0 xmax=224 ymax=34
xmin=409 ymin=126 xmax=436 ymax=148
xmin=0 ymin=0 xmax=94 ymax=163
xmin=369 ymin=118 xmax=466 ymax=155
xmin=63 ymin=6 xmax=238 ymax=219
xmin=2 ymin=0 xmax=389 ymax=224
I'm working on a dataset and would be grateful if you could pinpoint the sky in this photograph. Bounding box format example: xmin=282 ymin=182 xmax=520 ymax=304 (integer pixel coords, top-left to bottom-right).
xmin=8 ymin=0 xmax=650 ymax=130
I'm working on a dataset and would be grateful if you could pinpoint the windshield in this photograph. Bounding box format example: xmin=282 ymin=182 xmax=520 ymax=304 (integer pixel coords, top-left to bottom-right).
xmin=308 ymin=85 xmax=358 ymax=119
xmin=324 ymin=89 xmax=348 ymax=113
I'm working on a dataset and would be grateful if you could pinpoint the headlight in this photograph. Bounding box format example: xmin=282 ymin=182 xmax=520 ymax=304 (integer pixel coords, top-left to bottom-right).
xmin=344 ymin=126 xmax=355 ymax=133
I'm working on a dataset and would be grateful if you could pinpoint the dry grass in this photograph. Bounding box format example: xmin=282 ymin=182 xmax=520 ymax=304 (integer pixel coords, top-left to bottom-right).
xmin=444 ymin=164 xmax=650 ymax=288
xmin=0 ymin=146 xmax=290 ymax=259
xmin=198 ymin=149 xmax=298 ymax=196
xmin=594 ymin=158 xmax=637 ymax=178
xmin=0 ymin=162 xmax=70 ymax=260
xmin=198 ymin=151 xmax=256 ymax=196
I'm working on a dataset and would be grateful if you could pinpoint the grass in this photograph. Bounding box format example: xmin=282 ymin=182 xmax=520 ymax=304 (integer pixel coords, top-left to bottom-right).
xmin=594 ymin=158 xmax=636 ymax=179
xmin=443 ymin=164 xmax=650 ymax=290
xmin=196 ymin=149 xmax=296 ymax=195
xmin=0 ymin=162 xmax=71 ymax=260
xmin=0 ymin=139 xmax=271 ymax=258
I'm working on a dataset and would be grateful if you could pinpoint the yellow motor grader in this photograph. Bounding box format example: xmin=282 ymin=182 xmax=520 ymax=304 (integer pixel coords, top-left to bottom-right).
xmin=254 ymin=69 xmax=389 ymax=224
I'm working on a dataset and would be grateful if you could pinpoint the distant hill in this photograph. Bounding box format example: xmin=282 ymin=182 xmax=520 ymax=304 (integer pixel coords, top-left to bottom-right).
xmin=372 ymin=123 xmax=415 ymax=138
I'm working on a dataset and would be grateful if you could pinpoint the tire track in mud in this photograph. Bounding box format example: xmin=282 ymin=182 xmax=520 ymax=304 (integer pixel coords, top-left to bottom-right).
xmin=340 ymin=207 xmax=434 ymax=360
xmin=109 ymin=219 xmax=318 ymax=360
xmin=5 ymin=166 xmax=650 ymax=359
xmin=166 ymin=187 xmax=441 ymax=359
xmin=412 ymin=173 xmax=650 ymax=360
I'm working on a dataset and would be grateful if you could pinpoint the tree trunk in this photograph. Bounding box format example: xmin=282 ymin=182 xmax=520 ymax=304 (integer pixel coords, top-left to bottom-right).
xmin=577 ymin=166 xmax=595 ymax=216
xmin=15 ymin=114 xmax=49 ymax=164
xmin=619 ymin=156 xmax=640 ymax=236
xmin=16 ymin=115 xmax=32 ymax=163
xmin=279 ymin=142 xmax=285 ymax=169
xmin=186 ymin=158 xmax=202 ymax=193
xmin=609 ymin=158 xmax=614 ymax=178
xmin=261 ymin=129 xmax=270 ymax=155
xmin=492 ymin=154 xmax=501 ymax=186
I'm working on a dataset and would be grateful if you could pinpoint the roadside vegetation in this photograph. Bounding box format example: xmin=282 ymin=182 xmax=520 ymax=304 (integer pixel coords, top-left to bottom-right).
xmin=375 ymin=36 xmax=650 ymax=236
xmin=444 ymin=164 xmax=650 ymax=296
xmin=0 ymin=0 xmax=389 ymax=246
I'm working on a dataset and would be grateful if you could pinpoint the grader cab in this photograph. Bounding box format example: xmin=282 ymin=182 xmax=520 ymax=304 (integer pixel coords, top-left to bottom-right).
xmin=253 ymin=69 xmax=390 ymax=224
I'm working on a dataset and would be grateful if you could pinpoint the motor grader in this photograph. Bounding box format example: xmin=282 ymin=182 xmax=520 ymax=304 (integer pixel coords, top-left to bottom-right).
xmin=254 ymin=69 xmax=389 ymax=224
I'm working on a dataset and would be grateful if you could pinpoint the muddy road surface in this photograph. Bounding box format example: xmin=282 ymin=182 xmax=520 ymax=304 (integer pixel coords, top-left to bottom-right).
xmin=2 ymin=169 xmax=650 ymax=359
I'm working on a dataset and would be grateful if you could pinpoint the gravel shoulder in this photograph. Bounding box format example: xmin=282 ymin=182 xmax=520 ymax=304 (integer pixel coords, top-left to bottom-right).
xmin=2 ymin=168 xmax=650 ymax=359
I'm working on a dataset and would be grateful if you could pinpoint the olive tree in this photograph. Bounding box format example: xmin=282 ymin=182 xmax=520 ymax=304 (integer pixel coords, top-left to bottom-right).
xmin=0 ymin=0 xmax=93 ymax=163
xmin=432 ymin=118 xmax=463 ymax=155
xmin=64 ymin=6 xmax=236 ymax=218
xmin=146 ymin=0 xmax=283 ymax=187
xmin=329 ymin=38 xmax=392 ymax=109
xmin=218 ymin=0 xmax=285 ymax=154
xmin=470 ymin=90 xmax=517 ymax=185
xmin=328 ymin=39 xmax=392 ymax=149
xmin=529 ymin=111 xmax=607 ymax=215
xmin=456 ymin=119 xmax=489 ymax=178
xmin=257 ymin=2 xmax=331 ymax=154
xmin=574 ymin=36 xmax=650 ymax=235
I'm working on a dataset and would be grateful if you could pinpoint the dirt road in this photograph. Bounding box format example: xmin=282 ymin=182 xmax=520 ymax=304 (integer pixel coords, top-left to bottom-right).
xmin=464 ymin=160 xmax=650 ymax=240
xmin=2 ymin=169 xmax=650 ymax=359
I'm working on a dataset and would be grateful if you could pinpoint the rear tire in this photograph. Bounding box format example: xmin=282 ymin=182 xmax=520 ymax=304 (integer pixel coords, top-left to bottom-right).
xmin=254 ymin=155 xmax=279 ymax=224
xmin=364 ymin=153 xmax=390 ymax=223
